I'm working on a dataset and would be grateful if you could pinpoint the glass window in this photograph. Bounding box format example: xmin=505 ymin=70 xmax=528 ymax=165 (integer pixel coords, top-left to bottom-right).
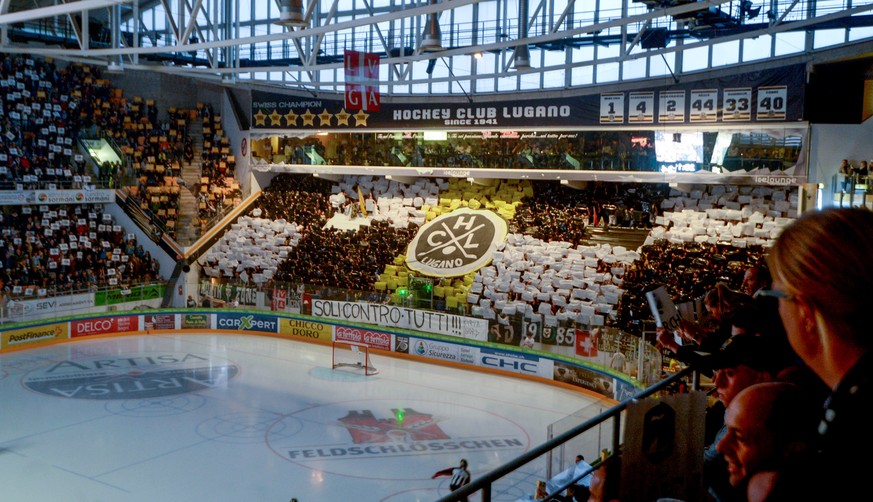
xmin=775 ymin=32 xmax=806 ymax=56
xmin=742 ymin=36 xmax=773 ymax=62
xmin=682 ymin=45 xmax=709 ymax=72
xmin=711 ymin=40 xmax=739 ymax=68
xmin=848 ymin=26 xmax=873 ymax=43
xmin=814 ymin=29 xmax=847 ymax=49
xmin=649 ymin=53 xmax=675 ymax=79
xmin=622 ymin=58 xmax=647 ymax=81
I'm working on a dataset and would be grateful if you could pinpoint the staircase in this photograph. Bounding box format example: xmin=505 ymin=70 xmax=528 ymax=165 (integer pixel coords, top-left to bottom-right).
xmin=175 ymin=119 xmax=203 ymax=245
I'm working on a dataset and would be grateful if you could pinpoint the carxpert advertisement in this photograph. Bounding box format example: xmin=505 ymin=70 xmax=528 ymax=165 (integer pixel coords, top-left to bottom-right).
xmin=215 ymin=313 xmax=279 ymax=333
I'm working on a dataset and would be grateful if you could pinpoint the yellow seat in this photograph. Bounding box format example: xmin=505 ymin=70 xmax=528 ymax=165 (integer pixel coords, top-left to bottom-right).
xmin=446 ymin=297 xmax=458 ymax=308
xmin=433 ymin=286 xmax=445 ymax=298
xmin=374 ymin=282 xmax=386 ymax=291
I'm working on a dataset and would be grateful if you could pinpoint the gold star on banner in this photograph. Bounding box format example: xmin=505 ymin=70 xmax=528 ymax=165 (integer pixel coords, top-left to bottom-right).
xmin=301 ymin=109 xmax=316 ymax=126
xmin=353 ymin=110 xmax=369 ymax=127
xmin=335 ymin=109 xmax=351 ymax=126
xmin=268 ymin=110 xmax=282 ymax=126
xmin=254 ymin=110 xmax=267 ymax=126
xmin=283 ymin=110 xmax=299 ymax=126
xmin=318 ymin=109 xmax=333 ymax=126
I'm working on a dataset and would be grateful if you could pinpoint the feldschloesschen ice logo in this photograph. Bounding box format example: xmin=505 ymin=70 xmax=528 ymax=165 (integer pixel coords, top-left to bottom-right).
xmin=266 ymin=399 xmax=530 ymax=476
xmin=406 ymin=208 xmax=507 ymax=277
xmin=22 ymin=353 xmax=239 ymax=400
xmin=339 ymin=408 xmax=449 ymax=444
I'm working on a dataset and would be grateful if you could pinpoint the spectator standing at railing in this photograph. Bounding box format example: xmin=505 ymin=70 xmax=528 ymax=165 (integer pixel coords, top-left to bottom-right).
xmin=842 ymin=158 xmax=857 ymax=194
xmin=854 ymin=159 xmax=868 ymax=181
xmin=761 ymin=207 xmax=873 ymax=501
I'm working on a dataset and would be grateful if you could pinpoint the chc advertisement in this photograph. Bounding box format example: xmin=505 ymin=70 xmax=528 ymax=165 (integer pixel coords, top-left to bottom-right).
xmin=478 ymin=347 xmax=553 ymax=379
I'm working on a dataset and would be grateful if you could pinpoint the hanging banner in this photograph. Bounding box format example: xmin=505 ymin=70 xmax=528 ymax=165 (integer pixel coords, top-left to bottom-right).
xmin=252 ymin=64 xmax=805 ymax=129
xmin=344 ymin=50 xmax=381 ymax=112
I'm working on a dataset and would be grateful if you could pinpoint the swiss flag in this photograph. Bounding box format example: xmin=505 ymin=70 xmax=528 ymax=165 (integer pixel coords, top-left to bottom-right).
xmin=575 ymin=329 xmax=598 ymax=357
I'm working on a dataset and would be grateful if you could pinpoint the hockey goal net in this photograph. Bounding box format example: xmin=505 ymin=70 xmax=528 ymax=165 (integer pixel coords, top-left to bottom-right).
xmin=331 ymin=341 xmax=378 ymax=375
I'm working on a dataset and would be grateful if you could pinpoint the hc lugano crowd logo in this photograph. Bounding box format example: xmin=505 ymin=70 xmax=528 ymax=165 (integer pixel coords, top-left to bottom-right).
xmin=406 ymin=208 xmax=508 ymax=277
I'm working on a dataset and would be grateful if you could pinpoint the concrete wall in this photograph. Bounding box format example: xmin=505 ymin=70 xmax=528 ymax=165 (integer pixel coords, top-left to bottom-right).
xmin=104 ymin=70 xmax=224 ymax=122
xmin=810 ymin=119 xmax=873 ymax=204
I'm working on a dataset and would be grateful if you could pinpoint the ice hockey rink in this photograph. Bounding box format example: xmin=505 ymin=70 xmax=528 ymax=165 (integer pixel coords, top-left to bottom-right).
xmin=0 ymin=333 xmax=610 ymax=502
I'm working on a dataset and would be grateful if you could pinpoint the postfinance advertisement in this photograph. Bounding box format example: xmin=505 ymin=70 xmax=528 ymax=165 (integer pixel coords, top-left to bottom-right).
xmin=2 ymin=323 xmax=69 ymax=350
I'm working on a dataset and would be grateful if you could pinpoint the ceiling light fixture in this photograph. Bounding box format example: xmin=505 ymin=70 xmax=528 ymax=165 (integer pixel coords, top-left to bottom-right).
xmin=420 ymin=0 xmax=443 ymax=52
xmin=275 ymin=0 xmax=307 ymax=27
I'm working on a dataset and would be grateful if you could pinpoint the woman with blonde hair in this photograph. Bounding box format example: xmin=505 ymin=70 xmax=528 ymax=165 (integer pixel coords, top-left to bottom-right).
xmin=761 ymin=207 xmax=873 ymax=500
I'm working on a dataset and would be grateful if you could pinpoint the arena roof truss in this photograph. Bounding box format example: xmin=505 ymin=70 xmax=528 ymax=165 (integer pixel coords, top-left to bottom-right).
xmin=1 ymin=0 xmax=873 ymax=98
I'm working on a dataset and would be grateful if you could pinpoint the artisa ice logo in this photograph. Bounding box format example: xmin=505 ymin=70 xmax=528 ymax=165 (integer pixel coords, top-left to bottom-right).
xmin=406 ymin=208 xmax=508 ymax=277
xmin=22 ymin=353 xmax=240 ymax=400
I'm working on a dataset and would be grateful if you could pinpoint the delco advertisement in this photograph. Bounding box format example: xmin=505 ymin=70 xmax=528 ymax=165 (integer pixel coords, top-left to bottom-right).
xmin=478 ymin=347 xmax=553 ymax=379
xmin=2 ymin=323 xmax=68 ymax=349
xmin=408 ymin=337 xmax=477 ymax=366
xmin=215 ymin=313 xmax=278 ymax=333
xmin=334 ymin=326 xmax=392 ymax=351
xmin=279 ymin=319 xmax=332 ymax=342
xmin=71 ymin=316 xmax=139 ymax=338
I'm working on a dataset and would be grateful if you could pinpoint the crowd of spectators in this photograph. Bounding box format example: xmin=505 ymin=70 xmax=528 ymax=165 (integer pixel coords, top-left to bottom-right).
xmin=197 ymin=108 xmax=240 ymax=225
xmin=200 ymin=174 xmax=418 ymax=293
xmin=0 ymin=55 xmax=100 ymax=190
xmin=254 ymin=131 xmax=660 ymax=171
xmin=0 ymin=203 xmax=160 ymax=301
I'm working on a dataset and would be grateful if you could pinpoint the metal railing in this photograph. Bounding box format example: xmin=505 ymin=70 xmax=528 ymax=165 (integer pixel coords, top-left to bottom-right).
xmin=0 ymin=282 xmax=167 ymax=325
xmin=435 ymin=365 xmax=697 ymax=502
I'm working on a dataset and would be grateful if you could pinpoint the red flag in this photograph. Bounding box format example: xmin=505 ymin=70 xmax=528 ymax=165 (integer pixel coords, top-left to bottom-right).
xmin=301 ymin=293 xmax=313 ymax=314
xmin=272 ymin=288 xmax=287 ymax=311
xmin=344 ymin=50 xmax=380 ymax=111
xmin=592 ymin=206 xmax=599 ymax=228
xmin=575 ymin=329 xmax=598 ymax=357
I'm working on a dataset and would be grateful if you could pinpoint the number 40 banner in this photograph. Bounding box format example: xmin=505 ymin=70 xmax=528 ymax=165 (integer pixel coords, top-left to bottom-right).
xmin=757 ymin=86 xmax=787 ymax=120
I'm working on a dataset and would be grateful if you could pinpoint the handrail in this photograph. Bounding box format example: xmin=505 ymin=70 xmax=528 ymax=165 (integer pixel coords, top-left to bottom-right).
xmin=435 ymin=365 xmax=698 ymax=502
